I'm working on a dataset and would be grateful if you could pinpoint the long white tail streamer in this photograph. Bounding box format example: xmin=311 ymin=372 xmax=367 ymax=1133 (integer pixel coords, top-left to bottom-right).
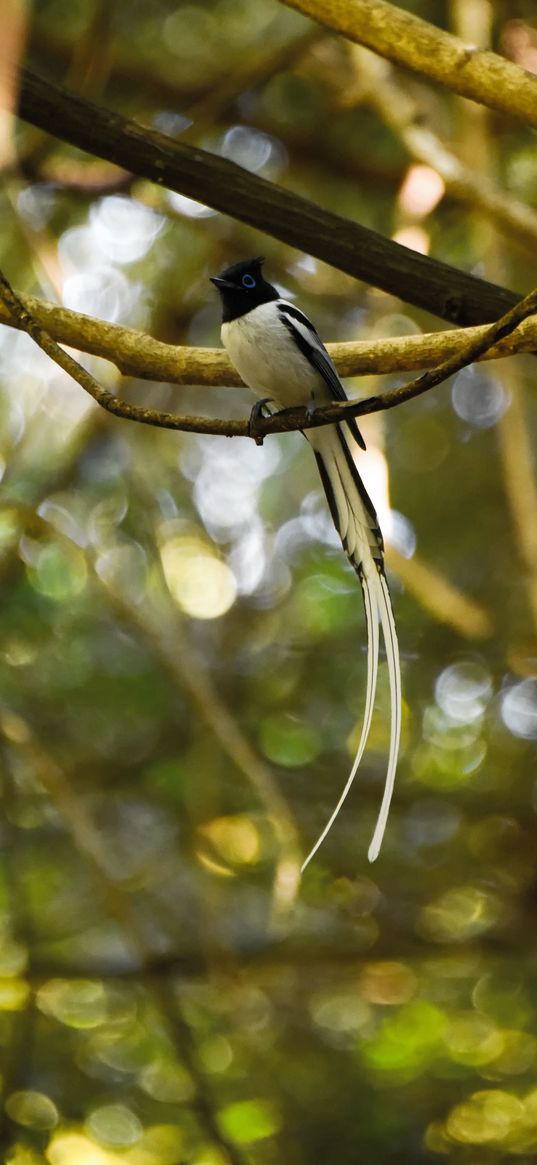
xmin=302 ymin=422 xmax=401 ymax=868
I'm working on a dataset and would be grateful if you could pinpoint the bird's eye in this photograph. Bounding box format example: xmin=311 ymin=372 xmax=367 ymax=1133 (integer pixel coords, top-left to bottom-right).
xmin=242 ymin=274 xmax=256 ymax=289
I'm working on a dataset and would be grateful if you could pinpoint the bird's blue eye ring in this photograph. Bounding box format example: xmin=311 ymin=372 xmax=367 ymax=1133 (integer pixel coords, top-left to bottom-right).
xmin=242 ymin=273 xmax=256 ymax=288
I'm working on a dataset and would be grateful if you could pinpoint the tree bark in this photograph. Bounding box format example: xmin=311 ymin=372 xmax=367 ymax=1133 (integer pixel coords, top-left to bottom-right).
xmin=17 ymin=68 xmax=522 ymax=329
xmin=282 ymin=0 xmax=537 ymax=129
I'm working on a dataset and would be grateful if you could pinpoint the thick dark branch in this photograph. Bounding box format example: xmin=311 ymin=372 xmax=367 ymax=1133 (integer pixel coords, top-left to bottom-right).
xmin=17 ymin=67 xmax=522 ymax=328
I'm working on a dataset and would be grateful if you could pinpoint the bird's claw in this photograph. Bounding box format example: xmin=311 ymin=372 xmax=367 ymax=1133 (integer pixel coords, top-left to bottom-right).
xmin=305 ymin=393 xmax=317 ymax=422
xmin=248 ymin=397 xmax=273 ymax=445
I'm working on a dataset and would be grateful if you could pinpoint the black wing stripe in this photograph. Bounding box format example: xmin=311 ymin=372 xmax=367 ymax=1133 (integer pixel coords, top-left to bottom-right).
xmin=308 ymin=348 xmax=366 ymax=452
xmin=278 ymin=304 xmax=366 ymax=452
xmin=277 ymin=302 xmax=319 ymax=335
xmin=278 ymin=305 xmax=319 ymax=363
xmin=314 ymin=450 xmax=342 ymax=533
xmin=334 ymin=425 xmax=385 ymax=566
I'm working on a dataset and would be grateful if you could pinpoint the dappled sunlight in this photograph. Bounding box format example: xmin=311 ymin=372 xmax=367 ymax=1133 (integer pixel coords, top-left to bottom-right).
xmin=5 ymin=1091 xmax=59 ymax=1132
xmin=419 ymin=885 xmax=505 ymax=943
xmin=397 ymin=164 xmax=445 ymax=219
xmin=37 ymin=980 xmax=108 ymax=1029
xmin=502 ymin=678 xmax=537 ymax=739
xmin=160 ymin=532 xmax=237 ymax=619
xmin=1 ymin=0 xmax=536 ymax=1162
xmin=198 ymin=814 xmax=262 ymax=866
xmin=392 ymin=225 xmax=430 ymax=255
xmin=90 ymin=197 xmax=165 ymax=265
xmin=46 ymin=1131 xmax=133 ymax=1165
xmin=444 ymin=1087 xmax=537 ymax=1152
xmin=220 ymin=126 xmax=287 ymax=178
xmin=452 ymin=366 xmax=510 ymax=429
xmin=435 ymin=661 xmax=493 ymax=723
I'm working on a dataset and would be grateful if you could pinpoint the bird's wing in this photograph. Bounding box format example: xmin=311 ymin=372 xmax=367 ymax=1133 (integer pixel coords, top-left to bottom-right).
xmin=277 ymin=302 xmax=366 ymax=450
xmin=301 ymin=422 xmax=401 ymax=869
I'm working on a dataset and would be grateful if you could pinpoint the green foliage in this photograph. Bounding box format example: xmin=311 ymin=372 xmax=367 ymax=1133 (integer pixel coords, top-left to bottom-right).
xmin=2 ymin=1 xmax=537 ymax=1163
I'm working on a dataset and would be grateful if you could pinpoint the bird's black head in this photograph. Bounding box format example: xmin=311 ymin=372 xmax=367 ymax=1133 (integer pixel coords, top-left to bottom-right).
xmin=211 ymin=256 xmax=279 ymax=322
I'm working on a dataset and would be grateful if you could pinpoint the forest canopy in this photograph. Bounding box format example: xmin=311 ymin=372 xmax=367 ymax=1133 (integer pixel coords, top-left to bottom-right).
xmin=1 ymin=2 xmax=537 ymax=1164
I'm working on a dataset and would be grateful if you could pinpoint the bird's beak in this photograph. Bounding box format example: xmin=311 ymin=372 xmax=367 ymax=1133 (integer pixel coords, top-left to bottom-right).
xmin=210 ymin=276 xmax=233 ymax=290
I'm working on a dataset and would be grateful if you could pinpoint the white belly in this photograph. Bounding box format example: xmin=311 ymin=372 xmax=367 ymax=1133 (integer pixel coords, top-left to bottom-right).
xmin=221 ymin=302 xmax=328 ymax=410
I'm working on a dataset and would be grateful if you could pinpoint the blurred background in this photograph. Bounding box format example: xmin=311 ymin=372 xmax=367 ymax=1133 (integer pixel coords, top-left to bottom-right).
xmin=1 ymin=1 xmax=537 ymax=1162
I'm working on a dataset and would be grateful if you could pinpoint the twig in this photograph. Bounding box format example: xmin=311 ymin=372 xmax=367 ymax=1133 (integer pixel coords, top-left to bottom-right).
xmin=0 ymin=266 xmax=535 ymax=442
xmin=348 ymin=47 xmax=537 ymax=249
xmin=241 ymin=283 xmax=537 ymax=442
xmin=0 ymin=0 xmax=27 ymax=170
xmin=449 ymin=0 xmax=537 ymax=649
xmin=281 ymin=0 xmax=537 ymax=129
xmin=496 ymin=366 xmax=537 ymax=636
xmin=387 ymin=546 xmax=492 ymax=640
xmin=0 ymin=267 xmax=242 ymax=436
xmin=343 ymin=285 xmax=537 ymax=420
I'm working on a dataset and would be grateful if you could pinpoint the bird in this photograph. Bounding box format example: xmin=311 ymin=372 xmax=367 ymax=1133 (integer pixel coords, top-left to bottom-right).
xmin=211 ymin=256 xmax=401 ymax=868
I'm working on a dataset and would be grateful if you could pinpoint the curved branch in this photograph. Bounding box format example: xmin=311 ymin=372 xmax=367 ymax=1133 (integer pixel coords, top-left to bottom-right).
xmin=1 ymin=267 xmax=536 ymax=442
xmin=282 ymin=0 xmax=537 ymax=129
xmin=1 ymin=289 xmax=537 ymax=387
xmin=247 ymin=283 xmax=537 ymax=441
xmin=16 ymin=67 xmax=521 ymax=328
xmin=352 ymin=285 xmax=537 ymax=415
xmin=350 ymin=47 xmax=537 ymax=250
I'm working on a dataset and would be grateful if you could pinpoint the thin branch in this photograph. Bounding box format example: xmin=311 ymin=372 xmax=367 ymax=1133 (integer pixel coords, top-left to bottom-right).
xmin=496 ymin=366 xmax=537 ymax=637
xmin=451 ymin=0 xmax=537 ymax=651
xmin=1 ymin=266 xmax=536 ymax=442
xmin=0 ymin=0 xmax=27 ymax=169
xmin=19 ymin=935 xmax=537 ymax=982
xmin=245 ymin=280 xmax=537 ymax=439
xmin=0 ymin=288 xmax=244 ymax=386
xmin=96 ymin=554 xmax=303 ymax=927
xmin=343 ymin=285 xmax=537 ymax=420
xmin=387 ymin=546 xmax=492 ymax=640
xmin=16 ymin=67 xmax=522 ymax=327
xmin=183 ymin=28 xmax=321 ymax=135
xmin=0 ymin=267 xmax=242 ymax=436
xmin=348 ymin=46 xmax=537 ymax=250
xmin=5 ymin=728 xmax=246 ymax=1165
xmin=281 ymin=0 xmax=537 ymax=129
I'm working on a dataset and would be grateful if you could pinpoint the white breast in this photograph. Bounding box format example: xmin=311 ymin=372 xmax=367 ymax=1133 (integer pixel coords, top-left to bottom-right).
xmin=221 ymin=302 xmax=325 ymax=410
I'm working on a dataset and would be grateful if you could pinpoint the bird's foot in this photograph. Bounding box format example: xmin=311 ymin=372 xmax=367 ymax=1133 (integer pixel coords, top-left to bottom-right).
xmin=248 ymin=397 xmax=273 ymax=445
xmin=305 ymin=392 xmax=317 ymax=422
